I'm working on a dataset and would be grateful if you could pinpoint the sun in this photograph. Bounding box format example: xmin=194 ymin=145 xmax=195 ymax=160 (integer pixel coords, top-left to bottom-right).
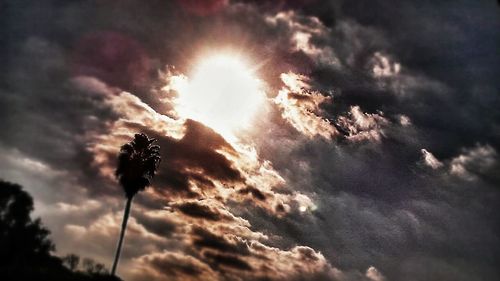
xmin=174 ymin=54 xmax=266 ymax=138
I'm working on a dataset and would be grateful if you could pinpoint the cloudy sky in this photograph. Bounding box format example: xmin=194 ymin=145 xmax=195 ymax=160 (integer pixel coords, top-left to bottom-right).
xmin=1 ymin=0 xmax=499 ymax=280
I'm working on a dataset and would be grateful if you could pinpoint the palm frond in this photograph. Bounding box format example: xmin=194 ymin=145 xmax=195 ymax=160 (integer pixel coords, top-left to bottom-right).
xmin=115 ymin=133 xmax=161 ymax=199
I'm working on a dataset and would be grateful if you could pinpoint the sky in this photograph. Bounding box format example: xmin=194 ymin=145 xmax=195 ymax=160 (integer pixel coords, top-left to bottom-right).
xmin=1 ymin=0 xmax=499 ymax=280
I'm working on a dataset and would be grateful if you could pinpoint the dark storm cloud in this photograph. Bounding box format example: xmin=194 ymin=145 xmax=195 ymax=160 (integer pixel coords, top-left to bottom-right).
xmin=300 ymin=0 xmax=500 ymax=154
xmin=203 ymin=251 xmax=253 ymax=271
xmin=146 ymin=251 xmax=214 ymax=279
xmin=251 ymin=0 xmax=500 ymax=165
xmin=147 ymin=119 xmax=244 ymax=196
xmin=1 ymin=0 xmax=499 ymax=281
xmin=191 ymin=226 xmax=251 ymax=256
xmin=132 ymin=210 xmax=178 ymax=238
xmin=238 ymin=186 xmax=267 ymax=201
xmin=174 ymin=201 xmax=231 ymax=221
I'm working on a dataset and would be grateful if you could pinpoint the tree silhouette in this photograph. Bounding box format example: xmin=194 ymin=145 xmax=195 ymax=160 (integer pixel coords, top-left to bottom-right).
xmin=62 ymin=254 xmax=80 ymax=271
xmin=83 ymin=258 xmax=108 ymax=275
xmin=111 ymin=133 xmax=161 ymax=276
xmin=0 ymin=179 xmax=122 ymax=281
xmin=0 ymin=180 xmax=55 ymax=272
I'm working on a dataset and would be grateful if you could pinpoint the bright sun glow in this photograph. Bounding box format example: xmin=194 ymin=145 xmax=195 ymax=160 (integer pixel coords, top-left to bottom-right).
xmin=175 ymin=54 xmax=265 ymax=137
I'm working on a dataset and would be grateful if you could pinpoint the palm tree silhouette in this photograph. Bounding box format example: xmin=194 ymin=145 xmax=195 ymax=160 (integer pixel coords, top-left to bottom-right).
xmin=111 ymin=133 xmax=160 ymax=276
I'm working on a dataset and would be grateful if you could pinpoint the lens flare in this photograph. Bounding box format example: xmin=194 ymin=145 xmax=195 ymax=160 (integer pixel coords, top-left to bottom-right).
xmin=175 ymin=54 xmax=266 ymax=138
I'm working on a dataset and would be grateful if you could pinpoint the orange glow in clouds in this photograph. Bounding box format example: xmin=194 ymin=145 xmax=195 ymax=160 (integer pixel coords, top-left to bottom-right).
xmin=174 ymin=54 xmax=266 ymax=138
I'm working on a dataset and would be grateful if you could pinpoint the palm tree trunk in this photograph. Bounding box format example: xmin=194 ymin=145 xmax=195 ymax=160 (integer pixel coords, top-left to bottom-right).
xmin=111 ymin=196 xmax=133 ymax=276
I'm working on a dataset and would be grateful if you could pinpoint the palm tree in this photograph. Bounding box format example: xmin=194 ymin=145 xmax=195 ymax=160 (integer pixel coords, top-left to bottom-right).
xmin=111 ymin=133 xmax=161 ymax=276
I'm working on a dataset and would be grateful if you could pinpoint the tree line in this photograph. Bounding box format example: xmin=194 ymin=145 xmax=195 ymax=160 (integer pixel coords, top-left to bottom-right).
xmin=0 ymin=179 xmax=121 ymax=281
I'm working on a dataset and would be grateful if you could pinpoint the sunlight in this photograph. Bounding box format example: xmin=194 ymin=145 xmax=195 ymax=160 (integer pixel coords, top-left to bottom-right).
xmin=174 ymin=54 xmax=266 ymax=138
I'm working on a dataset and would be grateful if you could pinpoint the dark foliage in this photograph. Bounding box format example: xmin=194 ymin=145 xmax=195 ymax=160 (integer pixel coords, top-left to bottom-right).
xmin=0 ymin=179 xmax=122 ymax=281
xmin=0 ymin=180 xmax=54 ymax=268
xmin=116 ymin=133 xmax=161 ymax=199
xmin=62 ymin=253 xmax=80 ymax=271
